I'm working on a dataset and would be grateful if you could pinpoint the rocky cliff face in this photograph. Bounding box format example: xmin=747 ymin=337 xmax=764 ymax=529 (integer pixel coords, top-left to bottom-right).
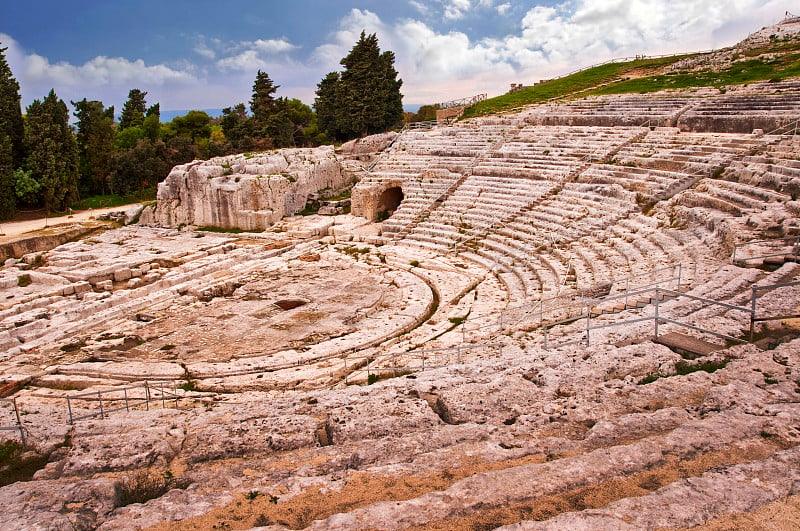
xmin=142 ymin=146 xmax=352 ymax=231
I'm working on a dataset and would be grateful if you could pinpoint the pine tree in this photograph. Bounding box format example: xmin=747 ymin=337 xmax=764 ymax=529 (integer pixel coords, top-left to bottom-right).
xmin=315 ymin=32 xmax=403 ymax=141
xmin=25 ymin=90 xmax=79 ymax=213
xmin=0 ymin=44 xmax=24 ymax=168
xmin=72 ymin=99 xmax=115 ymax=196
xmin=119 ymin=89 xmax=148 ymax=130
xmin=250 ymin=71 xmax=279 ymax=125
xmin=0 ymin=134 xmax=16 ymax=220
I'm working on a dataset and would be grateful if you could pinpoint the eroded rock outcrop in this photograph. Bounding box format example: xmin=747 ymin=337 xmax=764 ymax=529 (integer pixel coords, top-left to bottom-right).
xmin=142 ymin=146 xmax=354 ymax=231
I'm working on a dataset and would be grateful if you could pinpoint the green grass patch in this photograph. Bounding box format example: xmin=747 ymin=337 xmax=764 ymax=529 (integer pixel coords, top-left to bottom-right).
xmin=461 ymin=38 xmax=800 ymax=119
xmin=72 ymin=187 xmax=157 ymax=211
xmin=462 ymin=55 xmax=689 ymax=118
xmin=588 ymin=55 xmax=800 ymax=96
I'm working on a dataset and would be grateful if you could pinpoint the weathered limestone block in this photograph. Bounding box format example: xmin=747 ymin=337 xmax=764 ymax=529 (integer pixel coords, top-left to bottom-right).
xmin=184 ymin=410 xmax=318 ymax=463
xmin=339 ymin=132 xmax=396 ymax=157
xmin=113 ymin=268 xmax=132 ymax=282
xmin=149 ymin=146 xmax=352 ymax=231
xmin=324 ymin=395 xmax=442 ymax=444
xmin=0 ymin=478 xmax=119 ymax=531
xmin=58 ymin=411 xmax=185 ymax=477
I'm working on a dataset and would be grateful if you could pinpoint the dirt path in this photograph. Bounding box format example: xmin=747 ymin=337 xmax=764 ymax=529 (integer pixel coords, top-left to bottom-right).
xmin=0 ymin=204 xmax=141 ymax=237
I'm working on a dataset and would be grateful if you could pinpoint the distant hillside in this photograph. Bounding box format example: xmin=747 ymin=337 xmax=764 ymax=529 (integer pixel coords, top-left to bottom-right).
xmin=463 ymin=16 xmax=800 ymax=119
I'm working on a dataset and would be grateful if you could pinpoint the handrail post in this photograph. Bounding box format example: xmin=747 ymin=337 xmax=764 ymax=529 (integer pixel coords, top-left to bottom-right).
xmin=676 ymin=263 xmax=682 ymax=290
xmin=160 ymin=382 xmax=166 ymax=408
xmin=750 ymin=285 xmax=758 ymax=342
xmin=67 ymin=396 xmax=74 ymax=425
xmin=732 ymin=243 xmax=738 ymax=264
xmin=144 ymin=381 xmax=150 ymax=411
xmin=585 ymin=308 xmax=591 ymax=346
xmin=123 ymin=387 xmax=129 ymax=412
xmin=13 ymin=398 xmax=25 ymax=447
xmin=654 ymin=288 xmax=660 ymax=339
xmin=624 ymin=277 xmax=630 ymax=308
xmin=97 ymin=391 xmax=105 ymax=419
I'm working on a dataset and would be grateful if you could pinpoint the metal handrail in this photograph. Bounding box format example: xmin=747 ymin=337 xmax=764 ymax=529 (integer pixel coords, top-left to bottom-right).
xmin=0 ymin=398 xmax=25 ymax=446
xmin=66 ymin=380 xmax=182 ymax=424
xmin=732 ymin=236 xmax=800 ymax=264
xmin=343 ymin=343 xmax=502 ymax=383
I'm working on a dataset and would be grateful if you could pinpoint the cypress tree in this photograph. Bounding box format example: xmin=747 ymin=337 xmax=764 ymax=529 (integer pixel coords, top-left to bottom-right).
xmin=0 ymin=44 xmax=24 ymax=168
xmin=0 ymin=134 xmax=16 ymax=220
xmin=25 ymin=90 xmax=79 ymax=213
xmin=119 ymin=89 xmax=148 ymax=130
xmin=315 ymin=32 xmax=403 ymax=141
xmin=315 ymin=72 xmax=342 ymax=141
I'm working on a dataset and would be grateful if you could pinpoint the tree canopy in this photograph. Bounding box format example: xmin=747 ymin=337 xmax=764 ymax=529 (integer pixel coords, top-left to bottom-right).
xmin=0 ymin=44 xmax=24 ymax=169
xmin=315 ymin=31 xmax=403 ymax=141
xmin=72 ymin=98 xmax=115 ymax=196
xmin=25 ymin=90 xmax=79 ymax=213
xmin=119 ymin=89 xmax=148 ymax=130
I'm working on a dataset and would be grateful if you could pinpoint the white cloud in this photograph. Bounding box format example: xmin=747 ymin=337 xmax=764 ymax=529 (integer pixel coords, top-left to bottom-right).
xmin=496 ymin=3 xmax=511 ymax=15
xmin=193 ymin=42 xmax=216 ymax=60
xmin=311 ymin=8 xmax=388 ymax=66
xmin=24 ymin=54 xmax=195 ymax=87
xmin=214 ymin=37 xmax=297 ymax=72
xmin=250 ymin=38 xmax=297 ymax=54
xmin=409 ymin=1 xmax=430 ymax=16
xmin=443 ymin=0 xmax=472 ymax=20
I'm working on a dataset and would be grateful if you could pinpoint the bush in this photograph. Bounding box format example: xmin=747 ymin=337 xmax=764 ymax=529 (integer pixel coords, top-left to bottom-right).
xmin=118 ymin=469 xmax=189 ymax=506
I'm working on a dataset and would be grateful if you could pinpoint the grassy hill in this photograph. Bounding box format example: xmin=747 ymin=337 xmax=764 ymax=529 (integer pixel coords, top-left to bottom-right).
xmin=462 ymin=28 xmax=800 ymax=119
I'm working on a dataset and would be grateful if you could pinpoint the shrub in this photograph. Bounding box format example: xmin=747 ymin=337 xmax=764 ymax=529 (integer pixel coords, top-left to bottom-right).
xmin=17 ymin=274 xmax=31 ymax=287
xmin=409 ymin=260 xmax=420 ymax=267
xmin=118 ymin=469 xmax=189 ymax=506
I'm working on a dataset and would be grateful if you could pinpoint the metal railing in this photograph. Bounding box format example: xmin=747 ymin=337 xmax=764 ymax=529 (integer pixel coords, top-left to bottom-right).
xmin=439 ymin=94 xmax=488 ymax=109
xmin=732 ymin=236 xmax=800 ymax=265
xmin=343 ymin=343 xmax=503 ymax=383
xmin=405 ymin=120 xmax=439 ymax=131
xmin=66 ymin=380 xmax=183 ymax=424
xmin=749 ymin=280 xmax=800 ymax=341
xmin=0 ymin=398 xmax=25 ymax=446
xmin=543 ymin=286 xmax=753 ymax=349
xmin=457 ymin=262 xmax=682 ymax=340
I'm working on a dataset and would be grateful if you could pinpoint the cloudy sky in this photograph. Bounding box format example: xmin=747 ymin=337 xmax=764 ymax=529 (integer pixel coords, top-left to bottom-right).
xmin=0 ymin=0 xmax=795 ymax=113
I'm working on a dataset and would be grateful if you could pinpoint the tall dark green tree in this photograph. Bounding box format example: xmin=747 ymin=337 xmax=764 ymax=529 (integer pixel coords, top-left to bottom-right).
xmin=220 ymin=103 xmax=251 ymax=149
xmin=250 ymin=71 xmax=279 ymax=124
xmin=315 ymin=32 xmax=403 ymax=141
xmin=72 ymin=99 xmax=115 ymax=196
xmin=0 ymin=135 xmax=16 ymax=220
xmin=142 ymin=103 xmax=161 ymax=140
xmin=0 ymin=44 xmax=24 ymax=169
xmin=314 ymin=72 xmax=342 ymax=141
xmin=25 ymin=89 xmax=78 ymax=213
xmin=119 ymin=89 xmax=148 ymax=130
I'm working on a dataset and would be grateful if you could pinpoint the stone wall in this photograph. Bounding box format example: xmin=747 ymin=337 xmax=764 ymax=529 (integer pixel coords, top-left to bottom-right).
xmin=142 ymin=146 xmax=353 ymax=231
